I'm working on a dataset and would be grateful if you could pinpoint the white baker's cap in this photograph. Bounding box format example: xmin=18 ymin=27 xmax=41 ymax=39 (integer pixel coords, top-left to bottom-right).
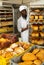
xmin=19 ymin=5 xmax=27 ymax=12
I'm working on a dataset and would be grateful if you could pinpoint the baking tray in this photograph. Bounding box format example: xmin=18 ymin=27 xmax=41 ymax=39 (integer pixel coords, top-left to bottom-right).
xmin=10 ymin=45 xmax=44 ymax=65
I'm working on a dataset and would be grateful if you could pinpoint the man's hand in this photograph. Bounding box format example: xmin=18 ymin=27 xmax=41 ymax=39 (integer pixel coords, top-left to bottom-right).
xmin=21 ymin=25 xmax=28 ymax=32
xmin=21 ymin=28 xmax=25 ymax=32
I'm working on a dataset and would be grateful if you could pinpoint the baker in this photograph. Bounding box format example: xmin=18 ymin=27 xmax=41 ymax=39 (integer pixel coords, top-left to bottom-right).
xmin=17 ymin=5 xmax=29 ymax=42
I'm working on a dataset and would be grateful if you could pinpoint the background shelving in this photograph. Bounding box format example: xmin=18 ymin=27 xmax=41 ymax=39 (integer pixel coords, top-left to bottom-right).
xmin=29 ymin=8 xmax=44 ymax=45
xmin=0 ymin=4 xmax=13 ymax=33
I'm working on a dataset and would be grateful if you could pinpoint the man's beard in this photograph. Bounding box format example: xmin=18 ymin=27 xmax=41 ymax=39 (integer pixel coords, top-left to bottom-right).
xmin=22 ymin=14 xmax=27 ymax=19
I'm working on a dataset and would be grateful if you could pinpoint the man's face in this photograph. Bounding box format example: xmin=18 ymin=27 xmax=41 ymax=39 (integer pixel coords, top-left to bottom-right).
xmin=21 ymin=9 xmax=27 ymax=19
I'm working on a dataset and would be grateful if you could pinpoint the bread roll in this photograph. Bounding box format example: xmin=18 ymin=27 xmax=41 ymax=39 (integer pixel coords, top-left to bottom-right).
xmin=32 ymin=49 xmax=40 ymax=55
xmin=10 ymin=43 xmax=18 ymax=49
xmin=39 ymin=25 xmax=44 ymax=30
xmin=23 ymin=44 xmax=29 ymax=50
xmin=2 ymin=52 xmax=13 ymax=58
xmin=34 ymin=9 xmax=40 ymax=12
xmin=0 ymin=38 xmax=6 ymax=43
xmin=32 ymin=39 xmax=43 ymax=45
xmin=32 ymin=40 xmax=35 ymax=43
xmin=36 ymin=51 xmax=44 ymax=62
xmin=19 ymin=61 xmax=33 ymax=65
xmin=5 ymin=48 xmax=13 ymax=52
xmin=35 ymin=16 xmax=38 ymax=20
xmin=40 ymin=49 xmax=44 ymax=53
xmin=31 ymin=63 xmax=36 ymax=65
xmin=30 ymin=20 xmax=34 ymax=22
xmin=34 ymin=60 xmax=41 ymax=65
xmin=22 ymin=53 xmax=37 ymax=61
xmin=31 ymin=32 xmax=39 ymax=37
xmin=30 ymin=15 xmax=34 ymax=20
xmin=14 ymin=47 xmax=24 ymax=54
xmin=0 ymin=50 xmax=2 ymax=55
xmin=39 ymin=15 xmax=43 ymax=20
xmin=40 ymin=32 xmax=44 ymax=37
xmin=32 ymin=39 xmax=38 ymax=44
xmin=31 ymin=25 xmax=38 ymax=31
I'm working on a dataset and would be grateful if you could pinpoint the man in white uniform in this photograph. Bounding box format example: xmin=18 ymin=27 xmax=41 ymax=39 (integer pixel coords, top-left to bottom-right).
xmin=17 ymin=5 xmax=29 ymax=42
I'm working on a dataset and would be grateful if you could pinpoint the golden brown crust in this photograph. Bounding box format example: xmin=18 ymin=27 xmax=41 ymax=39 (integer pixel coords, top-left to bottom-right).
xmin=34 ymin=60 xmax=41 ymax=65
xmin=22 ymin=53 xmax=37 ymax=61
xmin=32 ymin=49 xmax=40 ymax=55
xmin=19 ymin=61 xmax=33 ymax=65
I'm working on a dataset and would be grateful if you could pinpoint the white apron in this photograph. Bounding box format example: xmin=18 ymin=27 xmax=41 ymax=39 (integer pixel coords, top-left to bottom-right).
xmin=21 ymin=29 xmax=29 ymax=42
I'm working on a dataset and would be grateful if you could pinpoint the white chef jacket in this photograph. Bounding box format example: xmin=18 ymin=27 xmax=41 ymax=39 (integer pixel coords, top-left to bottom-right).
xmin=17 ymin=16 xmax=29 ymax=42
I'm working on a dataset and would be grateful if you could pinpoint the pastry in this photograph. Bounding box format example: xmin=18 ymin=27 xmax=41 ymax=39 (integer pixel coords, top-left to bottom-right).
xmin=0 ymin=50 xmax=2 ymax=55
xmin=36 ymin=51 xmax=44 ymax=62
xmin=23 ymin=44 xmax=30 ymax=50
xmin=34 ymin=9 xmax=40 ymax=12
xmin=35 ymin=16 xmax=38 ymax=20
xmin=18 ymin=42 xmax=24 ymax=47
xmin=2 ymin=52 xmax=13 ymax=58
xmin=14 ymin=47 xmax=24 ymax=54
xmin=5 ymin=48 xmax=13 ymax=52
xmin=22 ymin=53 xmax=37 ymax=61
xmin=31 ymin=32 xmax=39 ymax=37
xmin=35 ymin=33 xmax=39 ymax=37
xmin=0 ymin=38 xmax=6 ymax=43
xmin=32 ymin=49 xmax=40 ymax=55
xmin=40 ymin=49 xmax=44 ymax=53
xmin=12 ymin=52 xmax=17 ymax=56
xmin=39 ymin=25 xmax=44 ymax=30
xmin=30 ymin=15 xmax=34 ymax=20
xmin=18 ymin=48 xmax=44 ymax=65
xmin=40 ymin=32 xmax=44 ymax=37
xmin=10 ymin=43 xmax=18 ymax=49
xmin=34 ymin=60 xmax=41 ymax=65
xmin=31 ymin=25 xmax=38 ymax=31
xmin=19 ymin=61 xmax=33 ymax=65
xmin=31 ymin=33 xmax=35 ymax=37
xmin=39 ymin=15 xmax=43 ymax=20
xmin=19 ymin=62 xmax=26 ymax=65
xmin=32 ymin=40 xmax=35 ymax=43
xmin=31 ymin=63 xmax=36 ymax=65
xmin=30 ymin=20 xmax=34 ymax=22
xmin=35 ymin=40 xmax=43 ymax=44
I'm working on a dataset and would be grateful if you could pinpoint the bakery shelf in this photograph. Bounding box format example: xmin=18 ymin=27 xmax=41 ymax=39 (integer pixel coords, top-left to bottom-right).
xmin=30 ymin=36 xmax=39 ymax=38
xmin=0 ymin=5 xmax=13 ymax=33
xmin=0 ymin=18 xmax=13 ymax=21
xmin=0 ymin=27 xmax=13 ymax=33
xmin=29 ymin=22 xmax=44 ymax=25
xmin=0 ymin=16 xmax=13 ymax=18
xmin=0 ymin=17 xmax=13 ymax=21
xmin=0 ymin=25 xmax=13 ymax=27
xmin=3 ymin=5 xmax=12 ymax=8
xmin=1 ymin=21 xmax=13 ymax=26
xmin=30 ymin=5 xmax=44 ymax=8
xmin=31 ymin=30 xmax=44 ymax=33
xmin=0 ymin=12 xmax=12 ymax=14
xmin=29 ymin=7 xmax=44 ymax=45
xmin=0 ymin=31 xmax=13 ymax=34
xmin=0 ymin=19 xmax=13 ymax=21
xmin=30 ymin=12 xmax=44 ymax=16
xmin=0 ymin=8 xmax=12 ymax=11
